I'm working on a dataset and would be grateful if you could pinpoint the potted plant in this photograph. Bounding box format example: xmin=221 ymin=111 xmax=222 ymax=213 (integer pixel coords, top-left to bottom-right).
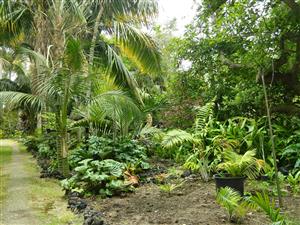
xmin=214 ymin=149 xmax=264 ymax=196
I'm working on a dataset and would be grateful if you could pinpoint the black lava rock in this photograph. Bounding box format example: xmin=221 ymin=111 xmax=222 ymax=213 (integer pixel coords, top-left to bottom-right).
xmin=68 ymin=197 xmax=87 ymax=212
xmin=83 ymin=208 xmax=104 ymax=225
xmin=181 ymin=170 xmax=192 ymax=178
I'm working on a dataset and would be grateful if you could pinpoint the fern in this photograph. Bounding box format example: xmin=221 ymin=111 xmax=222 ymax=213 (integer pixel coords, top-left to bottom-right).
xmin=194 ymin=101 xmax=215 ymax=134
xmin=161 ymin=129 xmax=196 ymax=149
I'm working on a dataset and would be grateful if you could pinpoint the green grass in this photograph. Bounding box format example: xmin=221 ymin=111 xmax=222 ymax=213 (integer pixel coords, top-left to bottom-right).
xmin=25 ymin=155 xmax=83 ymax=225
xmin=0 ymin=146 xmax=12 ymax=205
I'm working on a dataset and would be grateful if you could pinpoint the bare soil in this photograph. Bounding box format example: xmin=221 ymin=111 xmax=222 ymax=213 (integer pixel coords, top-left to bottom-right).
xmin=90 ymin=179 xmax=271 ymax=225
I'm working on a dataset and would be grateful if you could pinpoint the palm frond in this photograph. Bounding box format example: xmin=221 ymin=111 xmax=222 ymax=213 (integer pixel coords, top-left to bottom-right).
xmin=64 ymin=38 xmax=85 ymax=72
xmin=217 ymin=187 xmax=255 ymax=222
xmin=89 ymin=91 xmax=142 ymax=136
xmin=251 ymin=192 xmax=285 ymax=223
xmin=0 ymin=91 xmax=44 ymax=112
xmin=138 ymin=125 xmax=164 ymax=138
xmin=102 ymin=42 xmax=138 ymax=90
xmin=94 ymin=0 xmax=158 ymax=25
xmin=217 ymin=149 xmax=260 ymax=178
xmin=114 ymin=22 xmax=161 ymax=74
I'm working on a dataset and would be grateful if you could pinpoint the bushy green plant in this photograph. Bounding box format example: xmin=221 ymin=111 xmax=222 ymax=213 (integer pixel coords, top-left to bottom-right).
xmin=251 ymin=192 xmax=285 ymax=224
xmin=183 ymin=153 xmax=210 ymax=181
xmin=23 ymin=135 xmax=41 ymax=154
xmin=281 ymin=144 xmax=300 ymax=170
xmin=216 ymin=187 xmax=254 ymax=223
xmin=61 ymin=159 xmax=129 ymax=196
xmin=23 ymin=134 xmax=58 ymax=172
xmin=68 ymin=136 xmax=150 ymax=171
xmin=286 ymin=171 xmax=300 ymax=195
xmin=65 ymin=136 xmax=151 ymax=196
xmin=217 ymin=149 xmax=264 ymax=178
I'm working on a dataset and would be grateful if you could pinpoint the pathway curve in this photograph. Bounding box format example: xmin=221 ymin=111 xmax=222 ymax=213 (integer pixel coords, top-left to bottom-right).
xmin=0 ymin=140 xmax=39 ymax=225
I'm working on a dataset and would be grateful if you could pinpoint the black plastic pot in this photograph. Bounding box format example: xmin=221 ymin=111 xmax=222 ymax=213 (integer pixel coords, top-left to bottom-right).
xmin=214 ymin=174 xmax=246 ymax=196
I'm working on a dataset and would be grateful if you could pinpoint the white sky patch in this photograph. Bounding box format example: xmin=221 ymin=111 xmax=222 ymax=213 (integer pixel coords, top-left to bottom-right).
xmin=156 ymin=0 xmax=197 ymax=36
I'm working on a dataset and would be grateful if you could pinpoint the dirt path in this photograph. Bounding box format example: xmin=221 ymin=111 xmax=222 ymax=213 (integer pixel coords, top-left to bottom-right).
xmin=0 ymin=140 xmax=39 ymax=225
xmin=0 ymin=140 xmax=82 ymax=225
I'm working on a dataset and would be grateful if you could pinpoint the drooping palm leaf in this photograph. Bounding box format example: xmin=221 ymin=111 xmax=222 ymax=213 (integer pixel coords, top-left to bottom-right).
xmin=113 ymin=22 xmax=161 ymax=74
xmin=88 ymin=91 xmax=142 ymax=136
xmin=0 ymin=91 xmax=44 ymax=112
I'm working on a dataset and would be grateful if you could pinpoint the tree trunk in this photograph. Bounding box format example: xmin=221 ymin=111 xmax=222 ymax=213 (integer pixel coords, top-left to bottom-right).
xmin=87 ymin=1 xmax=104 ymax=98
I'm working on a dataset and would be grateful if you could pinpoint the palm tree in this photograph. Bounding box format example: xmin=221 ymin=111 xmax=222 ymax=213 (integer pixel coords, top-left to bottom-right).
xmin=0 ymin=0 xmax=161 ymax=176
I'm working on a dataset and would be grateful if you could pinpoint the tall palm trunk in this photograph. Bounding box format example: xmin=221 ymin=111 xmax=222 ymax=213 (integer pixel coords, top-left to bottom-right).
xmin=85 ymin=2 xmax=104 ymax=141
xmin=52 ymin=0 xmax=70 ymax=177
xmin=87 ymin=1 xmax=104 ymax=98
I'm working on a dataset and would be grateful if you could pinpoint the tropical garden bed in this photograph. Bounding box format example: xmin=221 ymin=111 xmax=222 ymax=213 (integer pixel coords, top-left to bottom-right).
xmin=1 ymin=0 xmax=300 ymax=225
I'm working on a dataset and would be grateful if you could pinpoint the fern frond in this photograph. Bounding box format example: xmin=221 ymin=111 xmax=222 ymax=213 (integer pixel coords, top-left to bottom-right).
xmin=161 ymin=129 xmax=194 ymax=149
xmin=194 ymin=101 xmax=214 ymax=134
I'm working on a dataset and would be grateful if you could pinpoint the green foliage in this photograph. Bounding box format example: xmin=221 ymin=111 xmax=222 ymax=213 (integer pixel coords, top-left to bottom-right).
xmin=286 ymin=171 xmax=300 ymax=195
xmin=281 ymin=144 xmax=300 ymax=170
xmin=68 ymin=136 xmax=149 ymax=170
xmin=159 ymin=180 xmax=184 ymax=196
xmin=161 ymin=129 xmax=196 ymax=149
xmin=23 ymin=134 xmax=58 ymax=172
xmin=216 ymin=187 xmax=254 ymax=222
xmin=65 ymin=136 xmax=150 ymax=196
xmin=61 ymin=159 xmax=128 ymax=196
xmin=183 ymin=153 xmax=210 ymax=182
xmin=251 ymin=192 xmax=285 ymax=224
xmin=217 ymin=149 xmax=264 ymax=179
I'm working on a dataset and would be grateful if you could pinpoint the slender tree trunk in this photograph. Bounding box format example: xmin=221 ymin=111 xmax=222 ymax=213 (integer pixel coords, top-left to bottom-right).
xmin=87 ymin=1 xmax=104 ymax=98
xmin=52 ymin=0 xmax=69 ymax=176
xmin=261 ymin=71 xmax=283 ymax=207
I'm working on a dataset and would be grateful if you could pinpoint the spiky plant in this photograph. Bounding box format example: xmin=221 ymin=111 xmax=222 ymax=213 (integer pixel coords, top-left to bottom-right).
xmin=217 ymin=149 xmax=262 ymax=179
xmin=217 ymin=187 xmax=254 ymax=222
xmin=159 ymin=181 xmax=185 ymax=196
xmin=251 ymin=192 xmax=285 ymax=224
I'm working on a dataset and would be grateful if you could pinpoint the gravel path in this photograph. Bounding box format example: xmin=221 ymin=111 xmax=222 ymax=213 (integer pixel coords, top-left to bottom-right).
xmin=0 ymin=141 xmax=39 ymax=225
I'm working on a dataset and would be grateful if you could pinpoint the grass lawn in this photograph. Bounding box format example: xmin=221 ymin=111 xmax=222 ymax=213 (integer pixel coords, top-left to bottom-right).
xmin=0 ymin=145 xmax=12 ymax=205
xmin=25 ymin=153 xmax=83 ymax=225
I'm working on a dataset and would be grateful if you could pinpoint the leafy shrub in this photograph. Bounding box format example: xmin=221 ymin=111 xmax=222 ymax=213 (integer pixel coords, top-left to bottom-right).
xmin=69 ymin=136 xmax=150 ymax=171
xmin=23 ymin=135 xmax=41 ymax=154
xmin=281 ymin=144 xmax=300 ymax=170
xmin=65 ymin=136 xmax=150 ymax=196
xmin=61 ymin=159 xmax=129 ymax=196
xmin=23 ymin=134 xmax=58 ymax=172
xmin=286 ymin=171 xmax=300 ymax=195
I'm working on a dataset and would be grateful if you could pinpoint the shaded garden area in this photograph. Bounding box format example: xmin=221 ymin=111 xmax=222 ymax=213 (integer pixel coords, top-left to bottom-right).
xmin=1 ymin=0 xmax=300 ymax=225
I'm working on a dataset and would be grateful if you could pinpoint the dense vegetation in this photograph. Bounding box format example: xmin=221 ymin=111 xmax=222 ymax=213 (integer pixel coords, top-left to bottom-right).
xmin=1 ymin=0 xmax=300 ymax=224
